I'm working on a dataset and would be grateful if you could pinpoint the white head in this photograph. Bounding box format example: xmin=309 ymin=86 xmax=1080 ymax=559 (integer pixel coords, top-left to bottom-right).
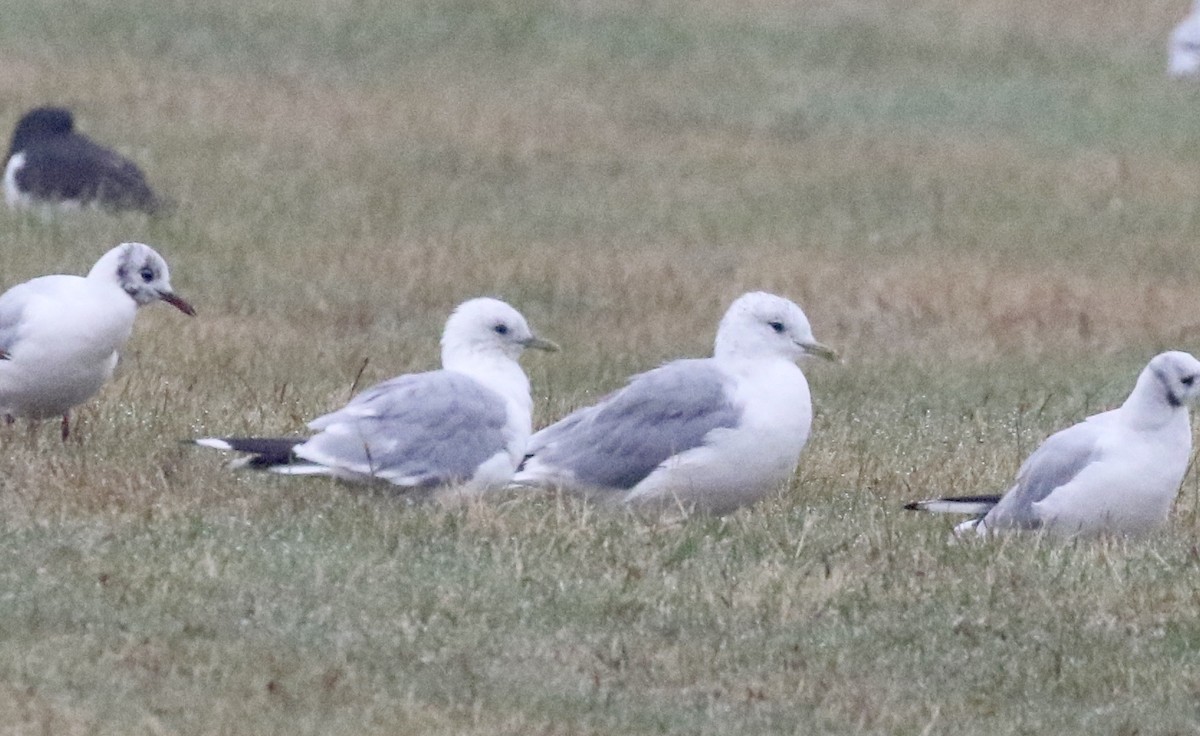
xmin=1169 ymin=7 xmax=1200 ymax=79
xmin=1134 ymin=350 xmax=1200 ymax=410
xmin=87 ymin=242 xmax=195 ymax=315
xmin=712 ymin=291 xmax=837 ymax=362
xmin=440 ymin=297 xmax=557 ymax=369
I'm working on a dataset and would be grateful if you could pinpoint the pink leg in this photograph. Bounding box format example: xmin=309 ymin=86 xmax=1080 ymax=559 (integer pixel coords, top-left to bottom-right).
xmin=60 ymin=413 xmax=69 ymax=441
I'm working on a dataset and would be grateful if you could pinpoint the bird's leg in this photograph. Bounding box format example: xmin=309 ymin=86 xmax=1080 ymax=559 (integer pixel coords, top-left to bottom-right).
xmin=60 ymin=413 xmax=70 ymax=442
xmin=3 ymin=414 xmax=12 ymax=426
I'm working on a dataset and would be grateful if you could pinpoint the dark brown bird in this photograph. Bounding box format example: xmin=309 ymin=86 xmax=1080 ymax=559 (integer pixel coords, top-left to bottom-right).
xmin=4 ymin=107 xmax=168 ymax=215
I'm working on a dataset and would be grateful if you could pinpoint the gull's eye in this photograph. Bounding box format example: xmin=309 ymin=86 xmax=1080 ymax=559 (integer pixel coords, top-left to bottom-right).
xmin=768 ymin=321 xmax=785 ymax=334
xmin=139 ymin=267 xmax=155 ymax=283
xmin=1183 ymin=375 xmax=1195 ymax=387
xmin=493 ymin=323 xmax=509 ymax=336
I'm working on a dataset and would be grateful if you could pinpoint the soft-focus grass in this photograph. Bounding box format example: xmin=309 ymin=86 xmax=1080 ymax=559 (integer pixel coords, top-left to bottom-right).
xmin=1 ymin=0 xmax=1200 ymax=733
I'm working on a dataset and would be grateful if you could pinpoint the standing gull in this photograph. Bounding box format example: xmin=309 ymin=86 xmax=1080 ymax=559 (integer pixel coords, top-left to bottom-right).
xmin=4 ymin=107 xmax=167 ymax=214
xmin=0 ymin=242 xmax=195 ymax=439
xmin=512 ymin=291 xmax=836 ymax=515
xmin=195 ymin=298 xmax=557 ymax=492
xmin=905 ymin=351 xmax=1200 ymax=537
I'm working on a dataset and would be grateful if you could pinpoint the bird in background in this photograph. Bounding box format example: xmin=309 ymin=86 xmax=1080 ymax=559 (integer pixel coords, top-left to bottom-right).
xmin=0 ymin=242 xmax=195 ymax=440
xmin=905 ymin=351 xmax=1200 ymax=537
xmin=512 ymin=291 xmax=837 ymax=515
xmin=4 ymin=106 xmax=168 ymax=215
xmin=194 ymin=297 xmax=558 ymax=495
xmin=1169 ymin=0 xmax=1200 ymax=78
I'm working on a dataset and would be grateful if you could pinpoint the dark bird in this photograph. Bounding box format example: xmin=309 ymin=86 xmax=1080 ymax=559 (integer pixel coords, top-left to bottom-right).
xmin=4 ymin=107 xmax=168 ymax=215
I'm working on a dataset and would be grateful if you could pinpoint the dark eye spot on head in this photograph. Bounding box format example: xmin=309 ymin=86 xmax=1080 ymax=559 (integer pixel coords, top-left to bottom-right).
xmin=768 ymin=321 xmax=785 ymax=334
xmin=1183 ymin=375 xmax=1195 ymax=387
xmin=139 ymin=267 xmax=155 ymax=283
xmin=493 ymin=323 xmax=509 ymax=336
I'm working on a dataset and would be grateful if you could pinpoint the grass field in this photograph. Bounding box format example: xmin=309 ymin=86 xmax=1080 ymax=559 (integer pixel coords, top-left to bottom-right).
xmin=3 ymin=0 xmax=1200 ymax=732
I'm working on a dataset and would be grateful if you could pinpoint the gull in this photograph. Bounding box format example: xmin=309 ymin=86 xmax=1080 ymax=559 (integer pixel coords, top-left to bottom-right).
xmin=0 ymin=242 xmax=195 ymax=439
xmin=4 ymin=107 xmax=167 ymax=214
xmin=511 ymin=291 xmax=836 ymax=515
xmin=905 ymin=351 xmax=1200 ymax=537
xmin=1170 ymin=1 xmax=1200 ymax=78
xmin=194 ymin=298 xmax=557 ymax=493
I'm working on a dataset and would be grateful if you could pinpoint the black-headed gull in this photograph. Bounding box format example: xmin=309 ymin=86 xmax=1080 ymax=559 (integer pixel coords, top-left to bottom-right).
xmin=512 ymin=291 xmax=836 ymax=515
xmin=0 ymin=242 xmax=195 ymax=439
xmin=195 ymin=298 xmax=557 ymax=493
xmin=4 ymin=107 xmax=167 ymax=214
xmin=905 ymin=351 xmax=1200 ymax=537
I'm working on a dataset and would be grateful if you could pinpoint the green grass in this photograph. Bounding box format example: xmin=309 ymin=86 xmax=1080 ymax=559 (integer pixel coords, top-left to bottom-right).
xmin=1 ymin=0 xmax=1200 ymax=732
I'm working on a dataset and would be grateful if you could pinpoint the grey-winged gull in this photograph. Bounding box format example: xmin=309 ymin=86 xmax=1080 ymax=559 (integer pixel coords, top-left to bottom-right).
xmin=0 ymin=242 xmax=195 ymax=439
xmin=195 ymin=297 xmax=557 ymax=492
xmin=905 ymin=351 xmax=1200 ymax=537
xmin=511 ymin=291 xmax=836 ymax=514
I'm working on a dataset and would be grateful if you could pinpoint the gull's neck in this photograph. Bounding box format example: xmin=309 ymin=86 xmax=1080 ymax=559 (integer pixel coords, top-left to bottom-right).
xmin=442 ymin=344 xmax=532 ymax=412
xmin=713 ymin=327 xmax=747 ymax=362
xmin=1121 ymin=367 xmax=1187 ymax=430
xmin=713 ymin=338 xmax=792 ymax=367
xmin=85 ymin=250 xmax=132 ymax=296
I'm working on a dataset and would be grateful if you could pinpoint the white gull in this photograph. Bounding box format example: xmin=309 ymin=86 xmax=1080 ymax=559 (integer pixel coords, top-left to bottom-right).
xmin=512 ymin=291 xmax=836 ymax=515
xmin=195 ymin=297 xmax=557 ymax=493
xmin=906 ymin=351 xmax=1200 ymax=537
xmin=0 ymin=241 xmax=195 ymax=439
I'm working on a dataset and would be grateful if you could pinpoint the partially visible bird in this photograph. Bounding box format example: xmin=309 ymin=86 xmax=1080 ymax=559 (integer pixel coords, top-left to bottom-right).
xmin=512 ymin=291 xmax=837 ymax=515
xmin=194 ymin=298 xmax=558 ymax=494
xmin=905 ymin=351 xmax=1200 ymax=537
xmin=0 ymin=242 xmax=195 ymax=439
xmin=1169 ymin=1 xmax=1200 ymax=78
xmin=4 ymin=107 xmax=167 ymax=214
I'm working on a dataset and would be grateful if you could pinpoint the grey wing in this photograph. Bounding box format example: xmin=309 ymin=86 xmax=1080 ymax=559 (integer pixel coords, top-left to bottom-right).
xmin=983 ymin=414 xmax=1110 ymax=529
xmin=527 ymin=359 xmax=740 ymax=490
xmin=298 ymin=370 xmax=511 ymax=486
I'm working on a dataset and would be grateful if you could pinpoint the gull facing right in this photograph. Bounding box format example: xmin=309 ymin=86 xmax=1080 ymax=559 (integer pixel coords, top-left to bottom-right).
xmin=512 ymin=291 xmax=836 ymax=515
xmin=0 ymin=242 xmax=195 ymax=439
xmin=905 ymin=351 xmax=1200 ymax=537
xmin=195 ymin=298 xmax=557 ymax=493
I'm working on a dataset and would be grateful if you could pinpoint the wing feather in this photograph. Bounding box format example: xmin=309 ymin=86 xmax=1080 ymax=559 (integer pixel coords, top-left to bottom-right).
xmin=524 ymin=360 xmax=740 ymax=490
xmin=297 ymin=370 xmax=511 ymax=486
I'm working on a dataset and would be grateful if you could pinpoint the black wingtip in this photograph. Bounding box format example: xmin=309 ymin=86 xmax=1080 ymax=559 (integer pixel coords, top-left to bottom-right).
xmin=936 ymin=494 xmax=1003 ymax=505
xmin=192 ymin=436 xmax=306 ymax=468
xmin=903 ymin=495 xmax=1001 ymax=516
